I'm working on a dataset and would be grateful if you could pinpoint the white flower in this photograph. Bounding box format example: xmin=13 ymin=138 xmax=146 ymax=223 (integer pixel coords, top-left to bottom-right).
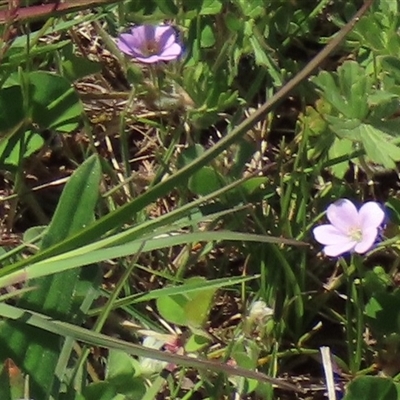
xmin=248 ymin=300 xmax=273 ymax=323
xmin=313 ymin=199 xmax=385 ymax=257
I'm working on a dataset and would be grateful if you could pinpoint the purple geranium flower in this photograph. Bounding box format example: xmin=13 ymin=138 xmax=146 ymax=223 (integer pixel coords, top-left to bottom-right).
xmin=117 ymin=25 xmax=182 ymax=64
xmin=313 ymin=199 xmax=385 ymax=257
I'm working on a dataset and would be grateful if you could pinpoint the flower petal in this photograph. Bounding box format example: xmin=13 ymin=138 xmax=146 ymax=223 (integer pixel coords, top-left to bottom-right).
xmin=354 ymin=227 xmax=378 ymax=254
xmin=134 ymin=54 xmax=162 ymax=63
xmin=132 ymin=25 xmax=155 ymax=43
xmin=358 ymin=201 xmax=385 ymax=230
xmin=313 ymin=224 xmax=350 ymax=245
xmin=326 ymin=199 xmax=359 ymax=233
xmin=323 ymin=240 xmax=357 ymax=257
xmin=117 ymin=34 xmax=144 ymax=57
xmin=154 ymin=25 xmax=177 ymax=49
xmin=159 ymin=43 xmax=182 ymax=60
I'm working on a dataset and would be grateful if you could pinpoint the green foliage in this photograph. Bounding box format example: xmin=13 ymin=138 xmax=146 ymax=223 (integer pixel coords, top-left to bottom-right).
xmin=82 ymin=350 xmax=146 ymax=399
xmin=156 ymin=277 xmax=216 ymax=330
xmin=0 ymin=71 xmax=83 ymax=167
xmin=310 ymin=60 xmax=400 ymax=170
xmin=343 ymin=377 xmax=400 ymax=400
xmin=2 ymin=0 xmax=400 ymax=399
xmin=0 ymin=156 xmax=102 ymax=399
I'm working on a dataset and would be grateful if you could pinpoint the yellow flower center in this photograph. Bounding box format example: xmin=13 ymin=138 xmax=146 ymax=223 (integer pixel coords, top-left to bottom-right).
xmin=142 ymin=40 xmax=160 ymax=56
xmin=348 ymin=227 xmax=362 ymax=242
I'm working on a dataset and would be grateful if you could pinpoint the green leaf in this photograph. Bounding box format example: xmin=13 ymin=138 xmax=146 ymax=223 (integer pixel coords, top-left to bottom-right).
xmin=156 ymin=293 xmax=188 ymax=325
xmin=312 ymin=61 xmax=370 ymax=119
xmin=0 ymin=155 xmax=102 ymax=399
xmin=0 ymin=130 xmax=44 ymax=166
xmin=41 ymin=155 xmax=101 ymax=247
xmin=343 ymin=376 xmax=397 ymax=400
xmin=157 ymin=277 xmax=216 ymax=328
xmin=200 ymin=23 xmax=216 ymax=48
xmin=200 ymin=0 xmax=222 ymax=15
xmin=184 ymin=333 xmax=210 ymax=352
xmin=328 ymin=137 xmax=353 ymax=178
xmin=365 ymin=290 xmax=400 ymax=335
xmin=337 ymin=61 xmax=370 ymax=119
xmin=188 ymin=166 xmax=224 ymax=195
xmin=22 ymin=225 xmax=46 ymax=244
xmin=29 ymin=71 xmax=84 ymax=132
xmin=312 ymin=71 xmax=349 ymax=116
xmin=107 ymin=350 xmax=139 ymax=381
xmin=359 ymin=124 xmax=400 ymax=169
xmin=62 ymin=54 xmax=101 ymax=82
xmin=177 ymin=144 xmax=205 ymax=169
xmin=153 ymin=0 xmax=178 ymax=15
xmin=83 ymin=382 xmax=119 ymax=400
xmin=328 ymin=118 xmax=400 ymax=169
xmin=184 ymin=278 xmax=216 ymax=328
xmin=0 ymin=86 xmax=25 ymax=134
xmin=225 ymin=13 xmax=242 ymax=32
xmin=249 ymin=35 xmax=270 ymax=68
xmin=381 ymin=56 xmax=400 ymax=84
xmin=232 ymin=352 xmax=259 ymax=394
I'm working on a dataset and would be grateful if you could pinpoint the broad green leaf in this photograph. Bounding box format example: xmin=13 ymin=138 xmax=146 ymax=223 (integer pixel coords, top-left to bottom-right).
xmin=185 ymin=278 xmax=216 ymax=328
xmin=184 ymin=333 xmax=210 ymax=353
xmin=22 ymin=226 xmax=46 ymax=244
xmin=176 ymin=144 xmax=205 ymax=169
xmin=200 ymin=0 xmax=222 ymax=15
xmin=154 ymin=0 xmax=178 ymax=15
xmin=0 ymin=86 xmax=25 ymax=134
xmin=0 ymin=155 xmax=102 ymax=399
xmin=312 ymin=62 xmax=370 ymax=120
xmin=343 ymin=376 xmax=397 ymax=400
xmin=225 ymin=13 xmax=241 ymax=32
xmin=41 ymin=155 xmax=101 ymax=247
xmin=0 ymin=130 xmax=44 ymax=166
xmin=83 ymin=382 xmax=119 ymax=400
xmin=107 ymin=350 xmax=139 ymax=381
xmin=188 ymin=166 xmax=224 ymax=195
xmin=239 ymin=177 xmax=269 ymax=196
xmin=200 ymin=23 xmax=216 ymax=48
xmin=365 ymin=290 xmax=400 ymax=335
xmin=359 ymin=124 xmax=400 ymax=169
xmin=328 ymin=118 xmax=400 ymax=169
xmin=337 ymin=61 xmax=370 ymax=119
xmin=312 ymin=71 xmax=349 ymax=116
xmin=380 ymin=56 xmax=400 ymax=84
xmin=156 ymin=293 xmax=188 ymax=325
xmin=232 ymin=351 xmax=259 ymax=394
xmin=62 ymin=54 xmax=101 ymax=82
xmin=249 ymin=36 xmax=270 ymax=68
xmin=155 ymin=277 xmax=216 ymax=328
xmin=29 ymin=71 xmax=84 ymax=132
xmin=328 ymin=137 xmax=353 ymax=178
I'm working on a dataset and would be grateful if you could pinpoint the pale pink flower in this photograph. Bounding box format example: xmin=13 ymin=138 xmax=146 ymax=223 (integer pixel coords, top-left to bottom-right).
xmin=313 ymin=199 xmax=385 ymax=257
xmin=117 ymin=25 xmax=182 ymax=64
